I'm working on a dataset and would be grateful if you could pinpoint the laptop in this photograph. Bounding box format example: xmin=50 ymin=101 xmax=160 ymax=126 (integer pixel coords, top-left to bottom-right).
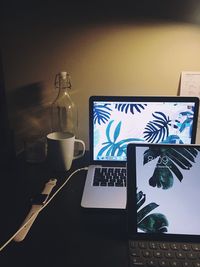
xmin=81 ymin=96 xmax=199 ymax=209
xmin=127 ymin=143 xmax=200 ymax=267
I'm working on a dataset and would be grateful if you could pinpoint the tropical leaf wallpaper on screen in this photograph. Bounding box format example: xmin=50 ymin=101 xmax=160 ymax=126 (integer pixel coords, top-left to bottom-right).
xmin=136 ymin=190 xmax=168 ymax=233
xmin=143 ymin=146 xmax=200 ymax=190
xmin=93 ymin=103 xmax=194 ymax=158
xmin=136 ymin=146 xmax=200 ymax=233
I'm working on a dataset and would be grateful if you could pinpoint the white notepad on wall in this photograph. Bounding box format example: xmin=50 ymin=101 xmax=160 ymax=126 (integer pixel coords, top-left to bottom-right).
xmin=180 ymin=71 xmax=200 ymax=143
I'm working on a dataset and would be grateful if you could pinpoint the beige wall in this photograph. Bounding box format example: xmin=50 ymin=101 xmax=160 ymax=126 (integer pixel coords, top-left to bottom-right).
xmin=2 ymin=20 xmax=200 ymax=151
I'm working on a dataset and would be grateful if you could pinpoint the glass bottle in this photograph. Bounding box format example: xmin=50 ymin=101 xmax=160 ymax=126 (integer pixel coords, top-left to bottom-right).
xmin=51 ymin=72 xmax=78 ymax=137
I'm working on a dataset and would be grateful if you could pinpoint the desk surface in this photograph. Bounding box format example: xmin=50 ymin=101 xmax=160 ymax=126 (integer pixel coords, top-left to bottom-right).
xmin=0 ymin=152 xmax=129 ymax=267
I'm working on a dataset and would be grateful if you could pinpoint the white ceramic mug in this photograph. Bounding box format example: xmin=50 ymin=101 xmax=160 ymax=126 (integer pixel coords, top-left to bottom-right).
xmin=47 ymin=132 xmax=85 ymax=171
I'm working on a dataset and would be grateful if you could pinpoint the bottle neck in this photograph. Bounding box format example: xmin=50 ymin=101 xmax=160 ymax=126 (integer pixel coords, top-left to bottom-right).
xmin=55 ymin=72 xmax=72 ymax=96
xmin=59 ymin=77 xmax=71 ymax=90
xmin=57 ymin=83 xmax=71 ymax=98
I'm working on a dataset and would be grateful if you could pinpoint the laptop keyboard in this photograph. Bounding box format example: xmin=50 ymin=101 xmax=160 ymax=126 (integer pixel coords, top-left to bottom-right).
xmin=93 ymin=167 xmax=126 ymax=187
xmin=129 ymin=240 xmax=200 ymax=267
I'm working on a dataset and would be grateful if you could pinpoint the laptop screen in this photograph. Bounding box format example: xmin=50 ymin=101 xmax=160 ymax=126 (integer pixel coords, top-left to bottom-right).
xmin=127 ymin=143 xmax=200 ymax=241
xmin=89 ymin=96 xmax=199 ymax=162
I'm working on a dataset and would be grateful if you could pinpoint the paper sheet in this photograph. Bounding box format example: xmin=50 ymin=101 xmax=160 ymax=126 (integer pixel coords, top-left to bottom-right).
xmin=180 ymin=71 xmax=200 ymax=98
xmin=179 ymin=71 xmax=200 ymax=142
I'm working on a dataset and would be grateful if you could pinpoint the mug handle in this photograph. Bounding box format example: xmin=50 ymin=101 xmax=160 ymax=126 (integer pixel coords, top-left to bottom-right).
xmin=73 ymin=139 xmax=86 ymax=160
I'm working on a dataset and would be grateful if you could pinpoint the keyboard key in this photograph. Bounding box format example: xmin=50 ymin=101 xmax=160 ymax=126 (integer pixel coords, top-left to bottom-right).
xmin=170 ymin=244 xmax=179 ymax=250
xmin=181 ymin=244 xmax=191 ymax=251
xmin=139 ymin=242 xmax=147 ymax=249
xmin=146 ymin=259 xmax=157 ymax=266
xmin=154 ymin=251 xmax=162 ymax=258
xmin=165 ymin=252 xmax=174 ymax=258
xmin=142 ymin=250 xmax=151 ymax=258
xmin=182 ymin=262 xmax=190 ymax=267
xmin=129 ymin=240 xmax=136 ymax=249
xmin=187 ymin=252 xmax=197 ymax=259
xmin=192 ymin=244 xmax=200 ymax=251
xmin=130 ymin=250 xmax=140 ymax=257
xmin=170 ymin=261 xmax=179 ymax=266
xmin=131 ymin=257 xmax=144 ymax=266
xmin=176 ymin=252 xmax=185 ymax=259
xmin=159 ymin=260 xmax=169 ymax=266
xmin=149 ymin=242 xmax=158 ymax=249
xmin=160 ymin=243 xmax=169 ymax=250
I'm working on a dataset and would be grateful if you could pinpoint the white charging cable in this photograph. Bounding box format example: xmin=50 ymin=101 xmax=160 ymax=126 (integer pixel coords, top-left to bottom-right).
xmin=0 ymin=167 xmax=88 ymax=252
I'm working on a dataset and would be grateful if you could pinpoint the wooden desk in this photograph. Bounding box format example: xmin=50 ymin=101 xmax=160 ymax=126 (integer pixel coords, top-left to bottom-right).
xmin=0 ymin=152 xmax=129 ymax=267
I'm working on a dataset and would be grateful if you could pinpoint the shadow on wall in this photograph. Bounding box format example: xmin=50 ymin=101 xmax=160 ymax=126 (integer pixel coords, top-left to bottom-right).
xmin=8 ymin=82 xmax=51 ymax=153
